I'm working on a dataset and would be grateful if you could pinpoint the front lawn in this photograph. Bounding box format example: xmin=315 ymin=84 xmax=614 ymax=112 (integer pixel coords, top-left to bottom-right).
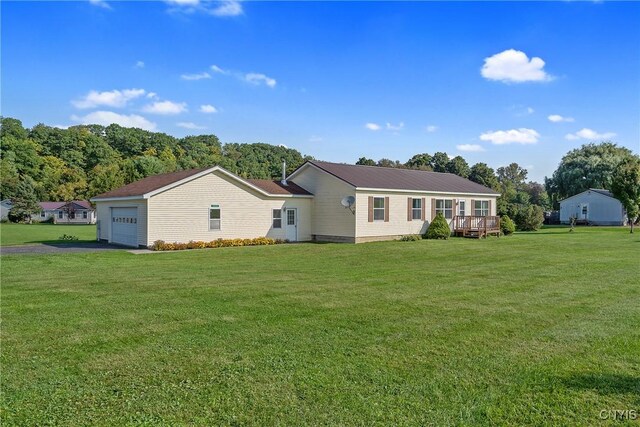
xmin=0 ymin=223 xmax=97 ymax=246
xmin=1 ymin=227 xmax=638 ymax=425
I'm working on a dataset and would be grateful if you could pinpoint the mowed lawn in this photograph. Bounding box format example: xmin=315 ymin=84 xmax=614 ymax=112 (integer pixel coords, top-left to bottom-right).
xmin=1 ymin=227 xmax=638 ymax=425
xmin=0 ymin=223 xmax=97 ymax=246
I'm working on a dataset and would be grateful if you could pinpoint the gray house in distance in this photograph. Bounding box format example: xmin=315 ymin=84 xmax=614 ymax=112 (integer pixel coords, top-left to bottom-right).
xmin=559 ymin=189 xmax=626 ymax=225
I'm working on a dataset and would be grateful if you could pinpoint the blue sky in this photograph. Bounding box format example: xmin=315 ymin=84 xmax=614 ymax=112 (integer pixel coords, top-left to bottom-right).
xmin=3 ymin=1 xmax=639 ymax=182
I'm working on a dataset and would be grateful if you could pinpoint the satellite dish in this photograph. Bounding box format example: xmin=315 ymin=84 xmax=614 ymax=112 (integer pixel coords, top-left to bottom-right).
xmin=341 ymin=196 xmax=355 ymax=207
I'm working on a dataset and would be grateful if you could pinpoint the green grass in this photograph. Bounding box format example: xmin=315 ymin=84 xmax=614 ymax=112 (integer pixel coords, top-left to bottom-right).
xmin=1 ymin=227 xmax=638 ymax=425
xmin=0 ymin=223 xmax=97 ymax=246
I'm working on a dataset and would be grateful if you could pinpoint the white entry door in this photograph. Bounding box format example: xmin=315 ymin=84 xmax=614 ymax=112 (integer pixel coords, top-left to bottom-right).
xmin=285 ymin=208 xmax=297 ymax=242
xmin=111 ymin=207 xmax=138 ymax=247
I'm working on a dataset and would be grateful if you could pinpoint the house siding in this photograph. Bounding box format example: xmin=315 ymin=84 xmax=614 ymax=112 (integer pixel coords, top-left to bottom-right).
xmin=355 ymin=191 xmax=497 ymax=241
xmin=95 ymin=199 xmax=148 ymax=246
xmin=290 ymin=165 xmax=356 ymax=241
xmin=146 ymin=171 xmax=312 ymax=244
xmin=559 ymin=190 xmax=625 ymax=225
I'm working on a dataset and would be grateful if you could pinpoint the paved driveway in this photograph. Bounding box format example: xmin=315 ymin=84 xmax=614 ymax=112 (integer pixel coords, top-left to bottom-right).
xmin=1 ymin=242 xmax=128 ymax=255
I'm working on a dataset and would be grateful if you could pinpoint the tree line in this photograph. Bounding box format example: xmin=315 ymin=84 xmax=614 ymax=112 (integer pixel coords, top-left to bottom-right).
xmin=2 ymin=117 xmax=638 ymax=230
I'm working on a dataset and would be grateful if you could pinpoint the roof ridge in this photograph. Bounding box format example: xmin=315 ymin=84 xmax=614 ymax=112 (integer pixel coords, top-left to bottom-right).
xmin=311 ymin=160 xmax=456 ymax=176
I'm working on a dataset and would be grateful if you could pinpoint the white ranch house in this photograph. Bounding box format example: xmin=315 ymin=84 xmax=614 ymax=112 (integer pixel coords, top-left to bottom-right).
xmin=91 ymin=161 xmax=500 ymax=247
xmin=559 ymin=189 xmax=626 ymax=226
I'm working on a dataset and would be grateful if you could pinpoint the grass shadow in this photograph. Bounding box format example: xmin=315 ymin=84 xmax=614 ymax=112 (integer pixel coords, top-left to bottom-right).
xmin=562 ymin=373 xmax=640 ymax=396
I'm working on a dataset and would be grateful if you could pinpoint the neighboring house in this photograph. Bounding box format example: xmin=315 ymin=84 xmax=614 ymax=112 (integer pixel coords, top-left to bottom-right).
xmin=38 ymin=201 xmax=97 ymax=224
xmin=559 ymin=189 xmax=626 ymax=226
xmin=91 ymin=161 xmax=500 ymax=247
xmin=1 ymin=199 xmax=13 ymax=220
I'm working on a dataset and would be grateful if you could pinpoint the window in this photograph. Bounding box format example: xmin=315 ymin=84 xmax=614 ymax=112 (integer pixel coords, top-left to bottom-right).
xmin=41 ymin=211 xmax=46 ymax=218
xmin=272 ymin=209 xmax=282 ymax=228
xmin=209 ymin=204 xmax=221 ymax=230
xmin=412 ymin=198 xmax=422 ymax=220
xmin=474 ymin=200 xmax=489 ymax=216
xmin=83 ymin=211 xmax=88 ymax=219
xmin=435 ymin=199 xmax=453 ymax=219
xmin=458 ymin=200 xmax=466 ymax=217
xmin=58 ymin=211 xmax=63 ymax=219
xmin=373 ymin=197 xmax=385 ymax=221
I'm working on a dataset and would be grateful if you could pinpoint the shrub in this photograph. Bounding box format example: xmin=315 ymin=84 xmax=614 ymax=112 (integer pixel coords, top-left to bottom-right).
xmin=150 ymin=237 xmax=283 ymax=251
xmin=501 ymin=215 xmax=516 ymax=235
xmin=58 ymin=234 xmax=79 ymax=241
xmin=400 ymin=234 xmax=422 ymax=241
xmin=424 ymin=213 xmax=451 ymax=240
xmin=516 ymin=205 xmax=544 ymax=231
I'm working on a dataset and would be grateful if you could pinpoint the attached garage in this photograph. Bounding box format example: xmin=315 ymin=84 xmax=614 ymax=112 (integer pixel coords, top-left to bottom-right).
xmin=110 ymin=207 xmax=138 ymax=247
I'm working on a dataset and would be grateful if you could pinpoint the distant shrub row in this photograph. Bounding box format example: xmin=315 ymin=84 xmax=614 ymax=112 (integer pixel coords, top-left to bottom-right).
xmin=151 ymin=237 xmax=285 ymax=251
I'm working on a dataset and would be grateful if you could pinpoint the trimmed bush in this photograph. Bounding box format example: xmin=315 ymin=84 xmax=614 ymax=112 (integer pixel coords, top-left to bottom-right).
xmin=400 ymin=234 xmax=422 ymax=241
xmin=516 ymin=205 xmax=544 ymax=231
xmin=501 ymin=215 xmax=516 ymax=235
xmin=150 ymin=237 xmax=285 ymax=251
xmin=424 ymin=213 xmax=451 ymax=240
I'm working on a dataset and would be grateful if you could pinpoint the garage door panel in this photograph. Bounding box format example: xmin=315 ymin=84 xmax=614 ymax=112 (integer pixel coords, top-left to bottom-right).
xmin=111 ymin=207 xmax=138 ymax=247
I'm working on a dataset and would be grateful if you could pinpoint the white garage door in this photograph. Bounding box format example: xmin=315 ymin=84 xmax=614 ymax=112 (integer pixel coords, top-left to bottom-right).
xmin=111 ymin=207 xmax=138 ymax=247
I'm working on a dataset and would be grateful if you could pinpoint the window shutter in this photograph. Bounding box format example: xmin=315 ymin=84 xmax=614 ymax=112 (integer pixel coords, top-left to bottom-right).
xmin=470 ymin=199 xmax=475 ymax=215
xmin=488 ymin=200 xmax=492 ymax=216
xmin=368 ymin=196 xmax=374 ymax=222
xmin=453 ymin=199 xmax=457 ymax=216
xmin=421 ymin=197 xmax=426 ymax=221
xmin=407 ymin=197 xmax=412 ymax=221
xmin=384 ymin=197 xmax=390 ymax=222
xmin=431 ymin=198 xmax=436 ymax=220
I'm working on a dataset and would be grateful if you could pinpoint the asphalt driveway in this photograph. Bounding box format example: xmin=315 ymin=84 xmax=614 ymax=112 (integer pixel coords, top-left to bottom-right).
xmin=1 ymin=242 xmax=128 ymax=255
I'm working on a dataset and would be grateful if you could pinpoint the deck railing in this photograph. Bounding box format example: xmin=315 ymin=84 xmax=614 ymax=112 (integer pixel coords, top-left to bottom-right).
xmin=453 ymin=215 xmax=501 ymax=238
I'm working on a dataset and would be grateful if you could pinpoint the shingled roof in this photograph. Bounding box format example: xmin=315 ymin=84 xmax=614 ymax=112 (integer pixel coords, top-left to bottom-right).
xmin=247 ymin=179 xmax=312 ymax=195
xmin=92 ymin=167 xmax=312 ymax=200
xmin=304 ymin=161 xmax=499 ymax=195
xmin=93 ymin=168 xmax=208 ymax=199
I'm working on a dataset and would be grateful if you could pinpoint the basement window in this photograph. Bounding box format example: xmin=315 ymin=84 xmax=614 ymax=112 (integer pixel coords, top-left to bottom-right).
xmin=209 ymin=204 xmax=221 ymax=230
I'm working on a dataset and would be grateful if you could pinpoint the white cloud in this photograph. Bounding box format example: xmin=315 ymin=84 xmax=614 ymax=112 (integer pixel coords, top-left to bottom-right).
xmin=479 ymin=128 xmax=540 ymax=145
xmin=565 ymin=128 xmax=616 ymax=141
xmin=365 ymin=123 xmax=381 ymax=131
xmin=386 ymin=122 xmax=404 ymax=131
xmin=481 ymin=49 xmax=552 ymax=83
xmin=89 ymin=0 xmax=111 ymax=9
xmin=199 ymin=104 xmax=218 ymax=113
xmin=134 ymin=60 xmax=145 ymax=69
xmin=177 ymin=122 xmax=206 ymax=130
xmin=527 ymin=107 xmax=535 ymax=114
xmin=142 ymin=100 xmax=188 ymax=115
xmin=146 ymin=92 xmax=158 ymax=99
xmin=457 ymin=144 xmax=485 ymax=152
xmin=165 ymin=0 xmax=243 ymax=16
xmin=72 ymin=88 xmax=146 ymax=109
xmin=181 ymin=72 xmax=211 ymax=81
xmin=548 ymin=114 xmax=574 ymax=123
xmin=309 ymin=135 xmax=323 ymax=142
xmin=210 ymin=1 xmax=243 ymax=16
xmin=426 ymin=125 xmax=438 ymax=133
xmin=72 ymin=111 xmax=157 ymax=131
xmin=245 ymin=73 xmax=276 ymax=88
xmin=211 ymin=64 xmax=228 ymax=74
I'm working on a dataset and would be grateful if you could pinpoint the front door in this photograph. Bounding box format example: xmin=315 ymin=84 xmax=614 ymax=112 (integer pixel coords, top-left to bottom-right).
xmin=285 ymin=208 xmax=297 ymax=242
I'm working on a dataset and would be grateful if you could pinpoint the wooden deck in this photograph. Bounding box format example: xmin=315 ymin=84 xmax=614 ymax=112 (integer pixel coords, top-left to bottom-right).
xmin=453 ymin=215 xmax=501 ymax=238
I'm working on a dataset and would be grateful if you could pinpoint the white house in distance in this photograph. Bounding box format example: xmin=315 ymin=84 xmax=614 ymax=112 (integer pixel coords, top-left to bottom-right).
xmin=38 ymin=201 xmax=97 ymax=224
xmin=91 ymin=161 xmax=500 ymax=247
xmin=559 ymin=189 xmax=626 ymax=225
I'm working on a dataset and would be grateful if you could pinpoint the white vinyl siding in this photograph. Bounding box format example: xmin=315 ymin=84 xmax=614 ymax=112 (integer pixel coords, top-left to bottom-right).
xmin=146 ymin=170 xmax=311 ymax=244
